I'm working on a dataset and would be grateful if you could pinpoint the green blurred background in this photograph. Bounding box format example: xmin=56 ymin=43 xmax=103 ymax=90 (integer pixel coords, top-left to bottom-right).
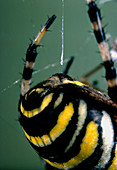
xmin=0 ymin=0 xmax=117 ymax=169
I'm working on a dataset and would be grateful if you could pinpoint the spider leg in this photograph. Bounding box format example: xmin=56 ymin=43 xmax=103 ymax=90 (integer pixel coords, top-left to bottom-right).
xmin=63 ymin=56 xmax=74 ymax=75
xmin=81 ymin=63 xmax=103 ymax=89
xmin=20 ymin=15 xmax=56 ymax=97
xmin=87 ymin=0 xmax=117 ymax=104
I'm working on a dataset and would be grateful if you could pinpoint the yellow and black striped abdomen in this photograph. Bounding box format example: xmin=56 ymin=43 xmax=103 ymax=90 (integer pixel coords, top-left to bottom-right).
xmin=19 ymin=74 xmax=117 ymax=170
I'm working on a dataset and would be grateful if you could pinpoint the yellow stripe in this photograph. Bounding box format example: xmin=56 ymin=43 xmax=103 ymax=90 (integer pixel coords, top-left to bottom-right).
xmin=20 ymin=93 xmax=53 ymax=118
xmin=63 ymin=79 xmax=85 ymax=86
xmin=35 ymin=136 xmax=44 ymax=147
xmin=73 ymin=81 xmax=85 ymax=86
xmin=23 ymin=129 xmax=31 ymax=141
xmin=40 ymin=93 xmax=53 ymax=111
xmin=108 ymin=144 xmax=117 ymax=170
xmin=20 ymin=102 xmax=38 ymax=117
xmin=41 ymin=135 xmax=52 ymax=146
xmin=23 ymin=129 xmax=44 ymax=147
xmin=30 ymin=136 xmax=38 ymax=146
xmin=29 ymin=89 xmax=36 ymax=95
xmin=20 ymin=102 xmax=24 ymax=115
xmin=43 ymin=158 xmax=65 ymax=169
xmin=35 ymin=88 xmax=44 ymax=93
xmin=50 ymin=102 xmax=74 ymax=141
xmin=44 ymin=121 xmax=99 ymax=169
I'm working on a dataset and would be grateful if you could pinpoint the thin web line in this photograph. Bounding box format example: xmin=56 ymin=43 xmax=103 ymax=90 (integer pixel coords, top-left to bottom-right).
xmin=60 ymin=0 xmax=64 ymax=70
xmin=99 ymin=0 xmax=114 ymax=5
xmin=1 ymin=58 xmax=70 ymax=93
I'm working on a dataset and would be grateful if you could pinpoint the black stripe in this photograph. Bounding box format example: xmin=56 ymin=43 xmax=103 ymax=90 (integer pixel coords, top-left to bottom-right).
xmin=88 ymin=1 xmax=101 ymax=23
xmin=94 ymin=29 xmax=105 ymax=43
xmin=88 ymin=1 xmax=105 ymax=43
xmin=63 ymin=56 xmax=74 ymax=75
xmin=105 ymin=142 xmax=117 ymax=169
xmin=103 ymin=60 xmax=116 ymax=80
xmin=108 ymin=87 xmax=117 ymax=103
xmin=26 ymin=43 xmax=37 ymax=62
xmin=22 ymin=43 xmax=38 ymax=80
xmin=45 ymin=15 xmax=56 ymax=29
xmin=23 ymin=67 xmax=33 ymax=80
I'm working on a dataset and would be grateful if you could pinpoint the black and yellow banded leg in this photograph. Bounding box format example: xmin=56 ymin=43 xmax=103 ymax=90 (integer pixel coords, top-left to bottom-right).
xmin=20 ymin=15 xmax=56 ymax=97
xmin=87 ymin=0 xmax=117 ymax=104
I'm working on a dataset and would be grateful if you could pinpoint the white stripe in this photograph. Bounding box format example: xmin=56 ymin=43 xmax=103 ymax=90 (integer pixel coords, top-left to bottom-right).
xmin=95 ymin=110 xmax=114 ymax=169
xmin=54 ymin=93 xmax=63 ymax=108
xmin=65 ymin=100 xmax=87 ymax=153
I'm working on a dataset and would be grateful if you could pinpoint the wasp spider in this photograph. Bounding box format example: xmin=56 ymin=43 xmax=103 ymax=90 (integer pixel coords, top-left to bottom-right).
xmin=18 ymin=0 xmax=117 ymax=169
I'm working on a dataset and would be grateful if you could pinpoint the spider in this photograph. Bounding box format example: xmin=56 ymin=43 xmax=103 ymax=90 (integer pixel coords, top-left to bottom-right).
xmin=18 ymin=0 xmax=117 ymax=169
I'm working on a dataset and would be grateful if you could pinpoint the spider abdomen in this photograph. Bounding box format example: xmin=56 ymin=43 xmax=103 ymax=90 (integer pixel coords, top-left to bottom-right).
xmin=19 ymin=74 xmax=117 ymax=169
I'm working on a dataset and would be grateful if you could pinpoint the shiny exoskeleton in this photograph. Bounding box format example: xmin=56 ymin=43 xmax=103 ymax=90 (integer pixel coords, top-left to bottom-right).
xmin=18 ymin=1 xmax=117 ymax=169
